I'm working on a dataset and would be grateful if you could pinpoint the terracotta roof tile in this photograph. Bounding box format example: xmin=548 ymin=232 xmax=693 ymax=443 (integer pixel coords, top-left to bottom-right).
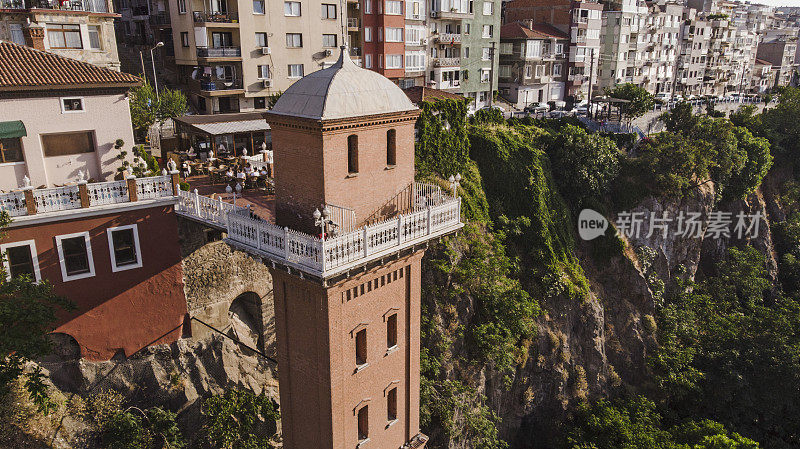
xmin=0 ymin=40 xmax=140 ymax=91
xmin=403 ymin=86 xmax=464 ymax=104
xmin=500 ymin=22 xmax=569 ymax=40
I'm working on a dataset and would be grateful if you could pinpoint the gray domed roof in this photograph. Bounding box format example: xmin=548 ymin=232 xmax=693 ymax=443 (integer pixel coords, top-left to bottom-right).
xmin=269 ymin=48 xmax=417 ymax=120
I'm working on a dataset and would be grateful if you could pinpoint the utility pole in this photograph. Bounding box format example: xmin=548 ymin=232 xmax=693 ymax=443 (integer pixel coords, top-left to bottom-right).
xmin=587 ymin=47 xmax=595 ymax=119
xmin=488 ymin=41 xmax=496 ymax=108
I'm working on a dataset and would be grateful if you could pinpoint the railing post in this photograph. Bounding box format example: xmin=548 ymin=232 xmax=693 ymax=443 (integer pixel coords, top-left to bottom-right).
xmin=193 ymin=189 xmax=201 ymax=216
xmin=363 ymin=227 xmax=369 ymax=258
xmin=78 ymin=180 xmax=89 ymax=208
xmin=22 ymin=187 xmax=36 ymax=215
xmin=170 ymin=170 xmax=181 ymax=196
xmin=126 ymin=175 xmax=138 ymax=202
xmin=218 ymin=196 xmax=225 ymax=225
xmin=284 ymin=227 xmax=291 ymax=261
xmin=397 ymin=214 xmax=404 ymax=244
xmin=426 ymin=205 xmax=432 ymax=235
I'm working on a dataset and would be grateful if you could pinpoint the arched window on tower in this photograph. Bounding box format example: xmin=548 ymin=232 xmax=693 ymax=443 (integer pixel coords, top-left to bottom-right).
xmin=348 ymin=134 xmax=359 ymax=174
xmin=386 ymin=129 xmax=396 ymax=166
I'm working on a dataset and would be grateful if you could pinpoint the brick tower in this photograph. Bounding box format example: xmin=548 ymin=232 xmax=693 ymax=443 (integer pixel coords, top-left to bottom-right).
xmin=261 ymin=48 xmax=461 ymax=449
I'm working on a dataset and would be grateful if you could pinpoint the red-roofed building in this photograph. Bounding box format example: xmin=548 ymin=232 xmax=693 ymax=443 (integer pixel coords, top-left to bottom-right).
xmin=498 ymin=21 xmax=570 ymax=108
xmin=0 ymin=40 xmax=139 ymax=190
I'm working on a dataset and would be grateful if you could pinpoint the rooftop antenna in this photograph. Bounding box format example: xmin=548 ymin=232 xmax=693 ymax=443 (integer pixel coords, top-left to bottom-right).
xmin=340 ymin=0 xmax=346 ymax=53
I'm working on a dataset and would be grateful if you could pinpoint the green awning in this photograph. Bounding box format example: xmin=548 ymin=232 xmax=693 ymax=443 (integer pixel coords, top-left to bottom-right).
xmin=0 ymin=121 xmax=26 ymax=139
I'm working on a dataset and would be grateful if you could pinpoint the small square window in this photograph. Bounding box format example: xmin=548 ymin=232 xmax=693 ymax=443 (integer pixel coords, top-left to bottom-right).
xmin=254 ymin=97 xmax=266 ymax=109
xmin=288 ymin=63 xmax=304 ymax=78
xmin=284 ymin=0 xmax=301 ymax=15
xmin=253 ymin=0 xmax=265 ymax=14
xmin=107 ymin=225 xmax=142 ymax=272
xmin=61 ymin=97 xmax=84 ymax=113
xmin=56 ymin=232 xmax=95 ymax=282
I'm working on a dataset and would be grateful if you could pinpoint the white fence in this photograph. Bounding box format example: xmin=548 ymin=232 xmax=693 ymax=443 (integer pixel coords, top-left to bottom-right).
xmin=87 ymin=180 xmax=129 ymax=206
xmin=32 ymin=186 xmax=82 ymax=213
xmin=136 ymin=176 xmax=173 ymax=200
xmin=0 ymin=191 xmax=27 ymax=217
xmin=176 ymin=189 xmax=247 ymax=228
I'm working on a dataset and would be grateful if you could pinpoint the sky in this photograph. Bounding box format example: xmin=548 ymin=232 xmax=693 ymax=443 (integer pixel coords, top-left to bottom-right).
xmin=757 ymin=0 xmax=800 ymax=6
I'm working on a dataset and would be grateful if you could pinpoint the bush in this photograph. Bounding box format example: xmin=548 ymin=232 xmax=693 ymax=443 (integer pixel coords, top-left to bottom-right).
xmin=202 ymin=389 xmax=279 ymax=449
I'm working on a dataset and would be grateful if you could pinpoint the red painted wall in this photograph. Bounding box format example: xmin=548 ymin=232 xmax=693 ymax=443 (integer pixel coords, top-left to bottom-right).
xmin=3 ymin=205 xmax=187 ymax=361
xmin=361 ymin=0 xmax=406 ymax=79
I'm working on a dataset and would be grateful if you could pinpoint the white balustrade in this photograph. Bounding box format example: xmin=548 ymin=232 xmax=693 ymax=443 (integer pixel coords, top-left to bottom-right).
xmin=0 ymin=191 xmax=27 ymax=217
xmin=33 ymin=186 xmax=82 ymax=213
xmin=87 ymin=180 xmax=129 ymax=206
xmin=136 ymin=175 xmax=172 ymax=199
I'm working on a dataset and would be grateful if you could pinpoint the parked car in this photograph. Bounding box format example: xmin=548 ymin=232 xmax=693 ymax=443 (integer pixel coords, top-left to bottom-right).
xmin=547 ymin=110 xmax=569 ymax=119
xmin=572 ymin=102 xmax=589 ymax=116
xmin=524 ymin=103 xmax=549 ymax=114
xmin=654 ymin=92 xmax=673 ymax=103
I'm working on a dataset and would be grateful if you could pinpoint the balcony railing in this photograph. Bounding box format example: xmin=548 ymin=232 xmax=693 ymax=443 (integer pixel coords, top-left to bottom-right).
xmin=193 ymin=11 xmax=239 ymax=23
xmin=197 ymin=46 xmax=241 ymax=58
xmin=437 ymin=33 xmax=461 ymax=44
xmin=0 ymin=175 xmax=178 ymax=219
xmin=10 ymin=0 xmax=108 ymax=11
xmin=149 ymin=11 xmax=171 ymax=26
xmin=200 ymin=79 xmax=243 ymax=91
xmin=433 ymin=57 xmax=460 ymax=67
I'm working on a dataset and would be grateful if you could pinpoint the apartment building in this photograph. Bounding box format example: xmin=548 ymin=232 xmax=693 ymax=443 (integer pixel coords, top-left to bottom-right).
xmin=167 ymin=0 xmax=340 ymax=114
xmin=425 ymin=0 xmax=501 ymax=108
xmin=675 ymin=7 xmax=710 ymax=97
xmin=504 ymin=0 xmax=601 ymax=102
xmin=757 ymin=33 xmax=797 ymax=89
xmin=498 ymin=21 xmax=568 ymax=108
xmin=751 ymin=58 xmax=776 ymax=93
xmin=0 ymin=0 xmax=120 ymax=69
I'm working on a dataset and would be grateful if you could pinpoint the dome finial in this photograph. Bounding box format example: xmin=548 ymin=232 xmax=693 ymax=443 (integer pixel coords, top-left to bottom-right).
xmin=336 ymin=45 xmax=354 ymax=68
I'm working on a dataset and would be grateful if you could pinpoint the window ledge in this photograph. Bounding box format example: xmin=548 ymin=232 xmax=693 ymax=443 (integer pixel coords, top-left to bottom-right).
xmin=385 ymin=345 xmax=399 ymax=356
xmin=385 ymin=419 xmax=398 ymax=429
xmin=357 ymin=438 xmax=370 ymax=448
xmin=384 ymin=165 xmax=396 ymax=170
xmin=346 ymin=173 xmax=359 ymax=178
xmin=0 ymin=161 xmax=25 ymax=167
xmin=354 ymin=362 xmax=369 ymax=373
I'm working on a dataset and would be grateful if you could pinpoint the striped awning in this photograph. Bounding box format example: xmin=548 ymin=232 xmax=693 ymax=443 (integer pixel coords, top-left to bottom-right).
xmin=0 ymin=120 xmax=26 ymax=139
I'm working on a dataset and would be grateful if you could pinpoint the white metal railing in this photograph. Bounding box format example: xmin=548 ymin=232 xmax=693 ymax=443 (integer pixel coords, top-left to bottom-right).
xmin=136 ymin=175 xmax=172 ymax=200
xmin=326 ymin=203 xmax=356 ymax=233
xmin=177 ymin=182 xmax=462 ymax=277
xmin=175 ymin=189 xmax=247 ymax=228
xmin=87 ymin=180 xmax=129 ymax=206
xmin=33 ymin=186 xmax=82 ymax=213
xmin=0 ymin=191 xmax=27 ymax=217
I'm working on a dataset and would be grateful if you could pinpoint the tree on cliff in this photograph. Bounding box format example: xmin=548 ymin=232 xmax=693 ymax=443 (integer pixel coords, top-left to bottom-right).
xmin=0 ymin=211 xmax=73 ymax=413
xmin=129 ymin=81 xmax=188 ymax=143
xmin=604 ymin=83 xmax=655 ymax=124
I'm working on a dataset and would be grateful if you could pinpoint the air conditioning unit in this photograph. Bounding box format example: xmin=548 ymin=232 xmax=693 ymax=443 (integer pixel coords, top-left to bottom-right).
xmin=262 ymin=79 xmax=272 ymax=88
xmin=325 ymin=49 xmax=332 ymax=56
xmin=431 ymin=11 xmax=438 ymax=17
xmin=261 ymin=46 xmax=271 ymax=55
xmin=421 ymin=38 xmax=428 ymax=45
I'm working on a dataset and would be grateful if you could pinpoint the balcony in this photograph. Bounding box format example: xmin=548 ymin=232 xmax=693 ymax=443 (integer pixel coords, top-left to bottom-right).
xmin=10 ymin=0 xmax=109 ymax=12
xmin=193 ymin=11 xmax=239 ymax=24
xmin=430 ymin=8 xmax=472 ymax=19
xmin=149 ymin=11 xmax=171 ymax=26
xmin=433 ymin=57 xmax=460 ymax=67
xmin=0 ymin=175 xmax=177 ymax=220
xmin=197 ymin=46 xmax=242 ymax=59
xmin=347 ymin=18 xmax=359 ymax=30
xmin=436 ymin=33 xmax=461 ymax=44
xmin=176 ymin=182 xmax=463 ymax=279
xmin=200 ymin=78 xmax=243 ymax=92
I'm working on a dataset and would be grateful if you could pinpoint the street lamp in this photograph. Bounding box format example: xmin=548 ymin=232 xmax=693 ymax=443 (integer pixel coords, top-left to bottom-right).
xmin=448 ymin=173 xmax=461 ymax=197
xmin=150 ymin=41 xmax=164 ymax=100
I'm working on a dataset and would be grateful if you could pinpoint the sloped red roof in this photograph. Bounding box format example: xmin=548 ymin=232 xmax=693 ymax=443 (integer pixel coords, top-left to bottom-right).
xmin=403 ymin=86 xmax=464 ymax=104
xmin=500 ymin=22 xmax=569 ymax=40
xmin=0 ymin=40 xmax=140 ymax=91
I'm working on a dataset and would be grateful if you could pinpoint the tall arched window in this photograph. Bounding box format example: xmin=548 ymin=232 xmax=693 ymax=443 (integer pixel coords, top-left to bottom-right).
xmin=347 ymin=134 xmax=358 ymax=174
xmin=386 ymin=129 xmax=396 ymax=166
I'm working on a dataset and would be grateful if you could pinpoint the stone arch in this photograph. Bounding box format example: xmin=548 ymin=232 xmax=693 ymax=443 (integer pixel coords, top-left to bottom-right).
xmin=227 ymin=291 xmax=264 ymax=353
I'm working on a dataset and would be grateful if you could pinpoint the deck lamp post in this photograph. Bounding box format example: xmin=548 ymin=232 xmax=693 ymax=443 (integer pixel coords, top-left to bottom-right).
xmin=314 ymin=207 xmax=332 ymax=240
xmin=449 ymin=173 xmax=461 ymax=197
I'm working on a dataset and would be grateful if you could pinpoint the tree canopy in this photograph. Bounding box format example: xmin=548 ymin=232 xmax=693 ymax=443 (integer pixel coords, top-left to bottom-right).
xmin=604 ymin=83 xmax=655 ymax=122
xmin=129 ymin=81 xmax=188 ymax=142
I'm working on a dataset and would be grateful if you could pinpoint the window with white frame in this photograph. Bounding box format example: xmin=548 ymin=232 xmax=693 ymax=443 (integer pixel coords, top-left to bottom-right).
xmin=255 ymin=32 xmax=268 ymax=47
xmin=535 ymin=64 xmax=544 ymax=77
xmin=321 ymin=3 xmax=336 ymax=18
xmin=555 ymin=43 xmax=564 ymax=54
xmin=481 ymin=47 xmax=490 ymax=60
xmin=385 ymin=0 xmax=401 ymax=14
xmin=257 ymin=64 xmax=271 ymax=79
xmin=404 ymin=50 xmax=425 ymax=71
xmin=498 ymin=65 xmax=511 ymax=78
xmin=406 ymin=0 xmax=422 ymax=19
xmin=365 ymin=53 xmax=373 ymax=68
xmin=253 ymin=0 xmax=265 ymax=13
xmin=107 ymin=225 xmax=142 ymax=272
xmin=1 ymin=240 xmax=40 ymax=282
xmin=288 ymin=64 xmax=304 ymax=77
xmin=88 ymin=25 xmax=102 ymax=50
xmin=178 ymin=0 xmax=186 ymax=13
xmin=499 ymin=42 xmax=512 ymax=55
xmin=480 ymin=68 xmax=490 ymax=82
xmin=552 ymin=63 xmax=562 ymax=76
xmin=482 ymin=1 xmax=492 ymax=15
xmin=386 ymin=54 xmax=403 ymax=68
xmin=364 ymin=0 xmax=372 ymax=13
xmin=405 ymin=25 xmax=424 ymax=45
xmin=286 ymin=33 xmax=302 ymax=47
xmin=525 ymin=64 xmax=532 ymax=78
xmin=365 ymin=27 xmax=373 ymax=42
xmin=284 ymin=1 xmax=300 ymax=16
xmin=385 ymin=27 xmax=403 ymax=42
xmin=482 ymin=24 xmax=493 ymax=38
xmin=9 ymin=24 xmax=25 ymax=45
xmin=56 ymin=232 xmax=95 ymax=282
xmin=61 ymin=97 xmax=84 ymax=113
